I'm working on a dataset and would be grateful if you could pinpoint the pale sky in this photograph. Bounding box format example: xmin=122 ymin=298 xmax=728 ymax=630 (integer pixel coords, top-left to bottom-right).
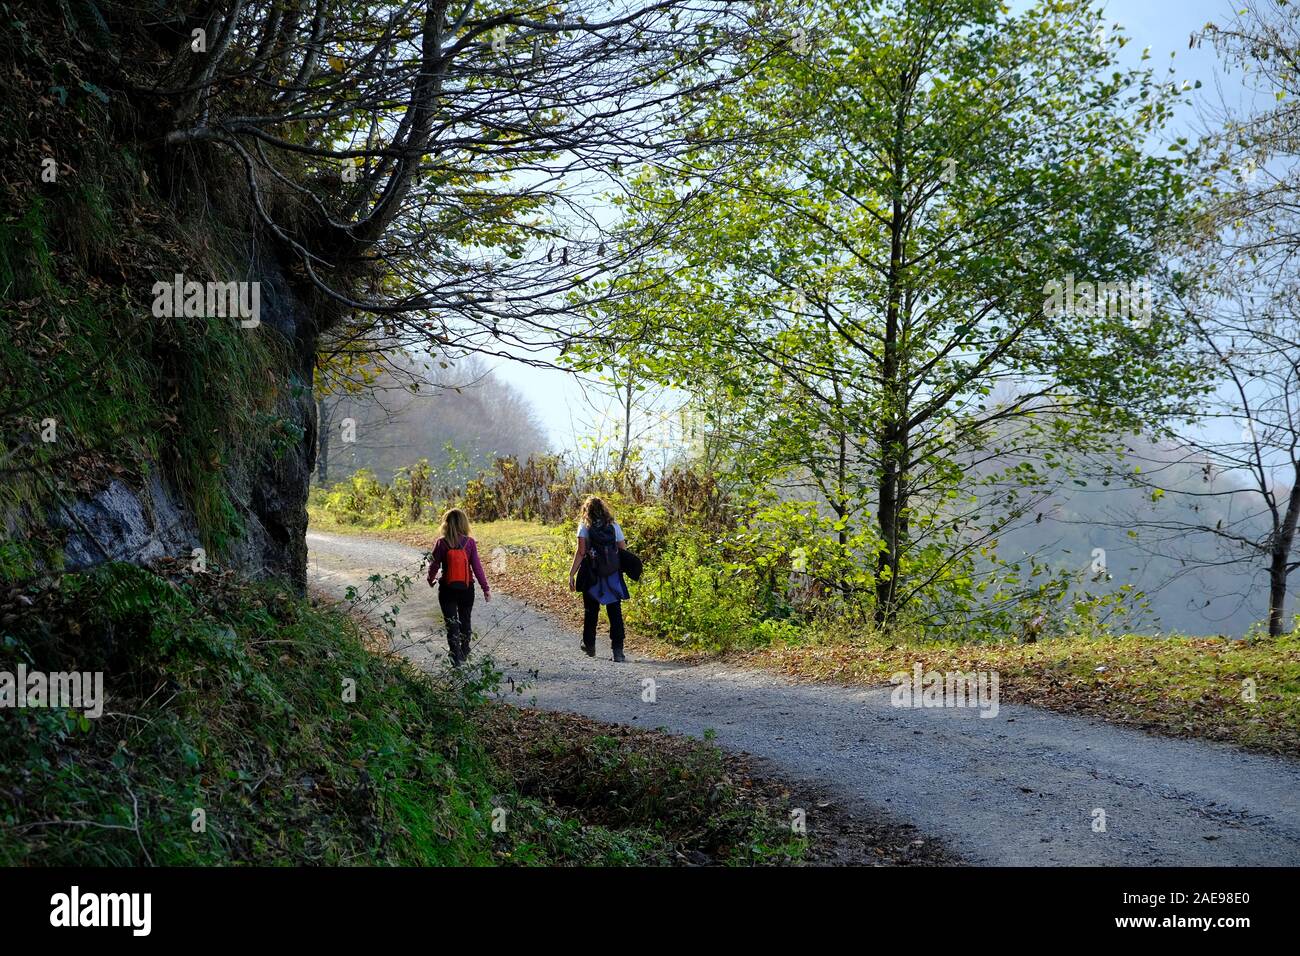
xmin=498 ymin=0 xmax=1248 ymax=451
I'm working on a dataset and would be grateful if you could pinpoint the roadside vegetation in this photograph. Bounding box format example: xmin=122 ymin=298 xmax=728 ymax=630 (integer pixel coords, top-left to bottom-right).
xmin=0 ymin=561 xmax=825 ymax=866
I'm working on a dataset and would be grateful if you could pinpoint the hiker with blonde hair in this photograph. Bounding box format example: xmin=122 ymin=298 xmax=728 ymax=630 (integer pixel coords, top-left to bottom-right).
xmin=426 ymin=508 xmax=491 ymax=665
xmin=568 ymin=495 xmax=630 ymax=662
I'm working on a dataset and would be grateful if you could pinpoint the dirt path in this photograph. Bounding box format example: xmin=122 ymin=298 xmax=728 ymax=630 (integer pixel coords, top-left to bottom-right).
xmin=308 ymin=531 xmax=1300 ymax=866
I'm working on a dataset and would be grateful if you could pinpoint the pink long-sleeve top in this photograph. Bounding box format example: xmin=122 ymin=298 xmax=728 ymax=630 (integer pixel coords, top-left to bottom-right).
xmin=426 ymin=535 xmax=491 ymax=592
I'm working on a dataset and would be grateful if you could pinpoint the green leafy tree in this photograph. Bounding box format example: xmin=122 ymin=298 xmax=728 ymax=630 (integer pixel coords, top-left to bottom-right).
xmin=594 ymin=0 xmax=1205 ymax=629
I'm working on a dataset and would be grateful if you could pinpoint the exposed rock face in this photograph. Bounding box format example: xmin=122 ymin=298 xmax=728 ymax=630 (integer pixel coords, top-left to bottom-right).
xmin=228 ymin=260 xmax=319 ymax=593
xmin=59 ymin=475 xmax=200 ymax=573
xmin=59 ymin=262 xmax=318 ymax=592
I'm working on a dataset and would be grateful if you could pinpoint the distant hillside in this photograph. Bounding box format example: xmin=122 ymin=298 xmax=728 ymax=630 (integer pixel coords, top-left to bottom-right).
xmin=992 ymin=435 xmax=1274 ymax=638
xmin=317 ymin=354 xmax=550 ymax=486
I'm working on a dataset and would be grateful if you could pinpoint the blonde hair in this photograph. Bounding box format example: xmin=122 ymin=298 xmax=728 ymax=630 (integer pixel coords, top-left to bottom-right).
xmin=440 ymin=508 xmax=470 ymax=547
xmin=580 ymin=495 xmax=613 ymax=528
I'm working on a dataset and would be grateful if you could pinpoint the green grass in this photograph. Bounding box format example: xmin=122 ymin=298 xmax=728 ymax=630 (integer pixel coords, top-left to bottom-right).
xmin=0 ymin=562 xmax=806 ymax=865
xmin=470 ymin=519 xmax=563 ymax=552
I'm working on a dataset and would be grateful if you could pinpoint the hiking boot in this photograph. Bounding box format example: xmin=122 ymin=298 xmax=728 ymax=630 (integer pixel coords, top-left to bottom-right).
xmin=581 ymin=642 xmax=596 ymax=657
xmin=459 ymin=633 xmax=471 ymax=663
xmin=612 ymin=649 xmax=626 ymax=663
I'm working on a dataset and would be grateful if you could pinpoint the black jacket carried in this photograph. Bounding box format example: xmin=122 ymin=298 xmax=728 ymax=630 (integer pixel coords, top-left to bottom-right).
xmin=619 ymin=548 xmax=643 ymax=582
xmin=574 ymin=545 xmax=643 ymax=591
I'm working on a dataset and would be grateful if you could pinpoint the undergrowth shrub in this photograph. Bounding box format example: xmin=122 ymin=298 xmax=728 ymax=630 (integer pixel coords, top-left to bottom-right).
xmin=0 ymin=562 xmax=497 ymax=865
xmin=316 ymin=456 xmax=731 ymax=540
xmin=315 ymin=469 xmax=403 ymax=527
xmin=0 ymin=562 xmax=808 ymax=866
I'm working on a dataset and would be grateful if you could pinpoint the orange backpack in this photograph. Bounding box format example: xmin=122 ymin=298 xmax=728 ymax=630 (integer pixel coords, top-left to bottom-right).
xmin=443 ymin=537 xmax=471 ymax=590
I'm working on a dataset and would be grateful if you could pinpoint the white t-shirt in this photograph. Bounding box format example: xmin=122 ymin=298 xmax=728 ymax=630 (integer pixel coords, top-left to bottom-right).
xmin=578 ymin=521 xmax=625 ymax=543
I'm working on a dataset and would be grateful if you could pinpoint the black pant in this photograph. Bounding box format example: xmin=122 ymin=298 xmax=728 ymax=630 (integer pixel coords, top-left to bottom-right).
xmin=438 ymin=585 xmax=474 ymax=658
xmin=583 ymin=594 xmax=624 ymax=652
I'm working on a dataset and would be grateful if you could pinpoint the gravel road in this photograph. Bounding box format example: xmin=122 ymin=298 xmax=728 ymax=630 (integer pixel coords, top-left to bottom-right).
xmin=308 ymin=530 xmax=1300 ymax=866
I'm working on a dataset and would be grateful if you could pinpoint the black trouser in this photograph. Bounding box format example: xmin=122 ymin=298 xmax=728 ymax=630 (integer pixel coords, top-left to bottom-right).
xmin=438 ymin=585 xmax=474 ymax=661
xmin=583 ymin=594 xmax=624 ymax=652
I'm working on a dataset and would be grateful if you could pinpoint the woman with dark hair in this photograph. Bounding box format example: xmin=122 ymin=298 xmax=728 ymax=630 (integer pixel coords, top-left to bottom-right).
xmin=568 ymin=495 xmax=629 ymax=661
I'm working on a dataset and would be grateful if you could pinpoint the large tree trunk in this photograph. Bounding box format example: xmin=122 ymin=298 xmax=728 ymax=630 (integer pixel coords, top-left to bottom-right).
xmin=1267 ymin=552 xmax=1289 ymax=638
xmin=874 ymin=433 xmax=910 ymax=627
xmin=1267 ymin=475 xmax=1300 ymax=637
xmin=874 ymin=90 xmax=908 ymax=629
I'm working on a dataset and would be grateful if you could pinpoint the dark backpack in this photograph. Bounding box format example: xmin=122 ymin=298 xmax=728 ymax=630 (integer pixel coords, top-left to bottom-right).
xmin=587 ymin=522 xmax=620 ymax=579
